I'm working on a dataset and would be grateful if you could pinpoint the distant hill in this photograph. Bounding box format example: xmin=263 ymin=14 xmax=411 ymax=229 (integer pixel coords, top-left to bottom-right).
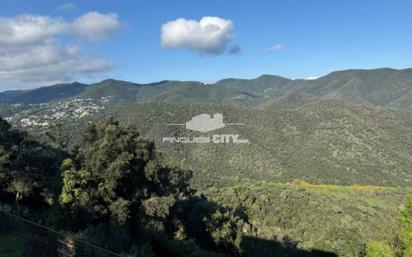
xmin=0 ymin=82 xmax=89 ymax=104
xmin=296 ymin=68 xmax=412 ymax=105
xmin=258 ymin=68 xmax=412 ymax=110
xmin=49 ymin=75 xmax=292 ymax=108
xmin=3 ymin=68 xmax=412 ymax=111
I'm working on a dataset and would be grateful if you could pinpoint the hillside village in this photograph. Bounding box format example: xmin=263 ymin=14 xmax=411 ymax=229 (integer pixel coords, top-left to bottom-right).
xmin=2 ymin=97 xmax=111 ymax=129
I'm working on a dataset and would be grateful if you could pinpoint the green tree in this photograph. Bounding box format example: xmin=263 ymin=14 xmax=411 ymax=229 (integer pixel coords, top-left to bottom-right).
xmin=45 ymin=121 xmax=66 ymax=149
xmin=167 ymin=195 xmax=245 ymax=256
xmin=59 ymin=118 xmax=193 ymax=230
xmin=59 ymin=118 xmax=247 ymax=256
xmin=0 ymin=117 xmax=61 ymax=210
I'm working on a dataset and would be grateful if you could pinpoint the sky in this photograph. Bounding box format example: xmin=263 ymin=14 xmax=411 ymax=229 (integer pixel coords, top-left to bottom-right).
xmin=1 ymin=0 xmax=412 ymax=91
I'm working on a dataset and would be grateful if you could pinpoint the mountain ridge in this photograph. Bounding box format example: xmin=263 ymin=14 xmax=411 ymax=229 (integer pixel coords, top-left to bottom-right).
xmin=2 ymin=68 xmax=412 ymax=111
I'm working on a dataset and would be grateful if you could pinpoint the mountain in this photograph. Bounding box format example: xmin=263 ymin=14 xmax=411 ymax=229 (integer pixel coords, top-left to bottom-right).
xmin=105 ymin=100 xmax=412 ymax=189
xmin=295 ymin=68 xmax=412 ymax=106
xmin=62 ymin=75 xmax=292 ymax=108
xmin=0 ymin=82 xmax=89 ymax=104
xmin=259 ymin=68 xmax=412 ymax=110
xmin=257 ymin=91 xmax=322 ymax=110
xmin=2 ymin=68 xmax=412 ymax=112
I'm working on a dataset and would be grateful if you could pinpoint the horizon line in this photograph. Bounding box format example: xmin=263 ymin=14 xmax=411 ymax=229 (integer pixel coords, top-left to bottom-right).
xmin=1 ymin=66 xmax=412 ymax=93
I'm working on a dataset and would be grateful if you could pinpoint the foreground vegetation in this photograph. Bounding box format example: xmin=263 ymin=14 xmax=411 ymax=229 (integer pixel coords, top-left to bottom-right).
xmin=206 ymin=180 xmax=405 ymax=257
xmin=0 ymin=234 xmax=23 ymax=257
xmin=1 ymin=116 xmax=412 ymax=257
xmin=0 ymin=117 xmax=334 ymax=256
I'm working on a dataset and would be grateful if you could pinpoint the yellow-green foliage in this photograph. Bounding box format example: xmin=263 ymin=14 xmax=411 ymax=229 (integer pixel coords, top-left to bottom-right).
xmin=292 ymin=179 xmax=391 ymax=192
xmin=400 ymin=196 xmax=412 ymax=256
xmin=405 ymin=247 xmax=412 ymax=257
xmin=365 ymin=241 xmax=394 ymax=257
xmin=207 ymin=181 xmax=404 ymax=257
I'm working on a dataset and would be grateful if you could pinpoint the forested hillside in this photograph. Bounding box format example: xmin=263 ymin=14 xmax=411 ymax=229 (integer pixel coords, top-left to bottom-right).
xmin=2 ymin=117 xmax=412 ymax=257
xmin=2 ymin=68 xmax=412 ymax=111
xmin=110 ymin=100 xmax=412 ymax=188
xmin=3 ymin=98 xmax=412 ymax=188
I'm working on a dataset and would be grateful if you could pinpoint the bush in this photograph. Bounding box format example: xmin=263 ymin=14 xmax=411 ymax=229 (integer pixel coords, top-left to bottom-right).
xmin=365 ymin=241 xmax=394 ymax=257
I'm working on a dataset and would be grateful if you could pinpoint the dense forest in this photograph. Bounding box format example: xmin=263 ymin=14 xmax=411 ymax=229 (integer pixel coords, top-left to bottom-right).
xmin=0 ymin=116 xmax=412 ymax=257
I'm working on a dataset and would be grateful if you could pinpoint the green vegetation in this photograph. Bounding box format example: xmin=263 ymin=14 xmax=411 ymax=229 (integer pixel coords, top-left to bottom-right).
xmin=206 ymin=181 xmax=403 ymax=257
xmin=4 ymin=117 xmax=340 ymax=257
xmin=400 ymin=196 xmax=412 ymax=256
xmin=5 ymin=98 xmax=412 ymax=189
xmin=0 ymin=234 xmax=23 ymax=257
xmin=0 ymin=118 xmax=63 ymax=210
xmin=0 ymin=115 xmax=411 ymax=256
xmin=362 ymin=193 xmax=412 ymax=257
xmin=0 ymin=82 xmax=87 ymax=104
xmin=110 ymin=100 xmax=412 ymax=188
xmin=364 ymin=241 xmax=395 ymax=257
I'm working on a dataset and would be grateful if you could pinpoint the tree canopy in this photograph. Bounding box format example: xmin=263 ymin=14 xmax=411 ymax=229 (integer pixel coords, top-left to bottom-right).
xmin=0 ymin=117 xmax=62 ymax=209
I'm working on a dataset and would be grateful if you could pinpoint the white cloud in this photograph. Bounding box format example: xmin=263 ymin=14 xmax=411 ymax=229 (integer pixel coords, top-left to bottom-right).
xmin=161 ymin=16 xmax=237 ymax=55
xmin=72 ymin=12 xmax=123 ymax=42
xmin=0 ymin=12 xmax=123 ymax=46
xmin=0 ymin=12 xmax=123 ymax=90
xmin=56 ymin=2 xmax=76 ymax=12
xmin=0 ymin=15 xmax=67 ymax=46
xmin=304 ymin=76 xmax=319 ymax=80
xmin=0 ymin=41 xmax=113 ymax=84
xmin=268 ymin=43 xmax=283 ymax=51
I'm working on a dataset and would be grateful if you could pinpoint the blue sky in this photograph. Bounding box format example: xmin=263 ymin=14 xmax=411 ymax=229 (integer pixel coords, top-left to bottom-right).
xmin=1 ymin=0 xmax=412 ymax=90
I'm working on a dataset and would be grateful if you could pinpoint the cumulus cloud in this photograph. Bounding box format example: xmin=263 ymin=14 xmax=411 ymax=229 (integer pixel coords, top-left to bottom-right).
xmin=0 ymin=12 xmax=123 ymax=90
xmin=268 ymin=43 xmax=283 ymax=52
xmin=0 ymin=40 xmax=114 ymax=84
xmin=72 ymin=12 xmax=123 ymax=42
xmin=56 ymin=2 xmax=76 ymax=12
xmin=0 ymin=13 xmax=123 ymax=45
xmin=0 ymin=15 xmax=67 ymax=46
xmin=161 ymin=16 xmax=238 ymax=55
